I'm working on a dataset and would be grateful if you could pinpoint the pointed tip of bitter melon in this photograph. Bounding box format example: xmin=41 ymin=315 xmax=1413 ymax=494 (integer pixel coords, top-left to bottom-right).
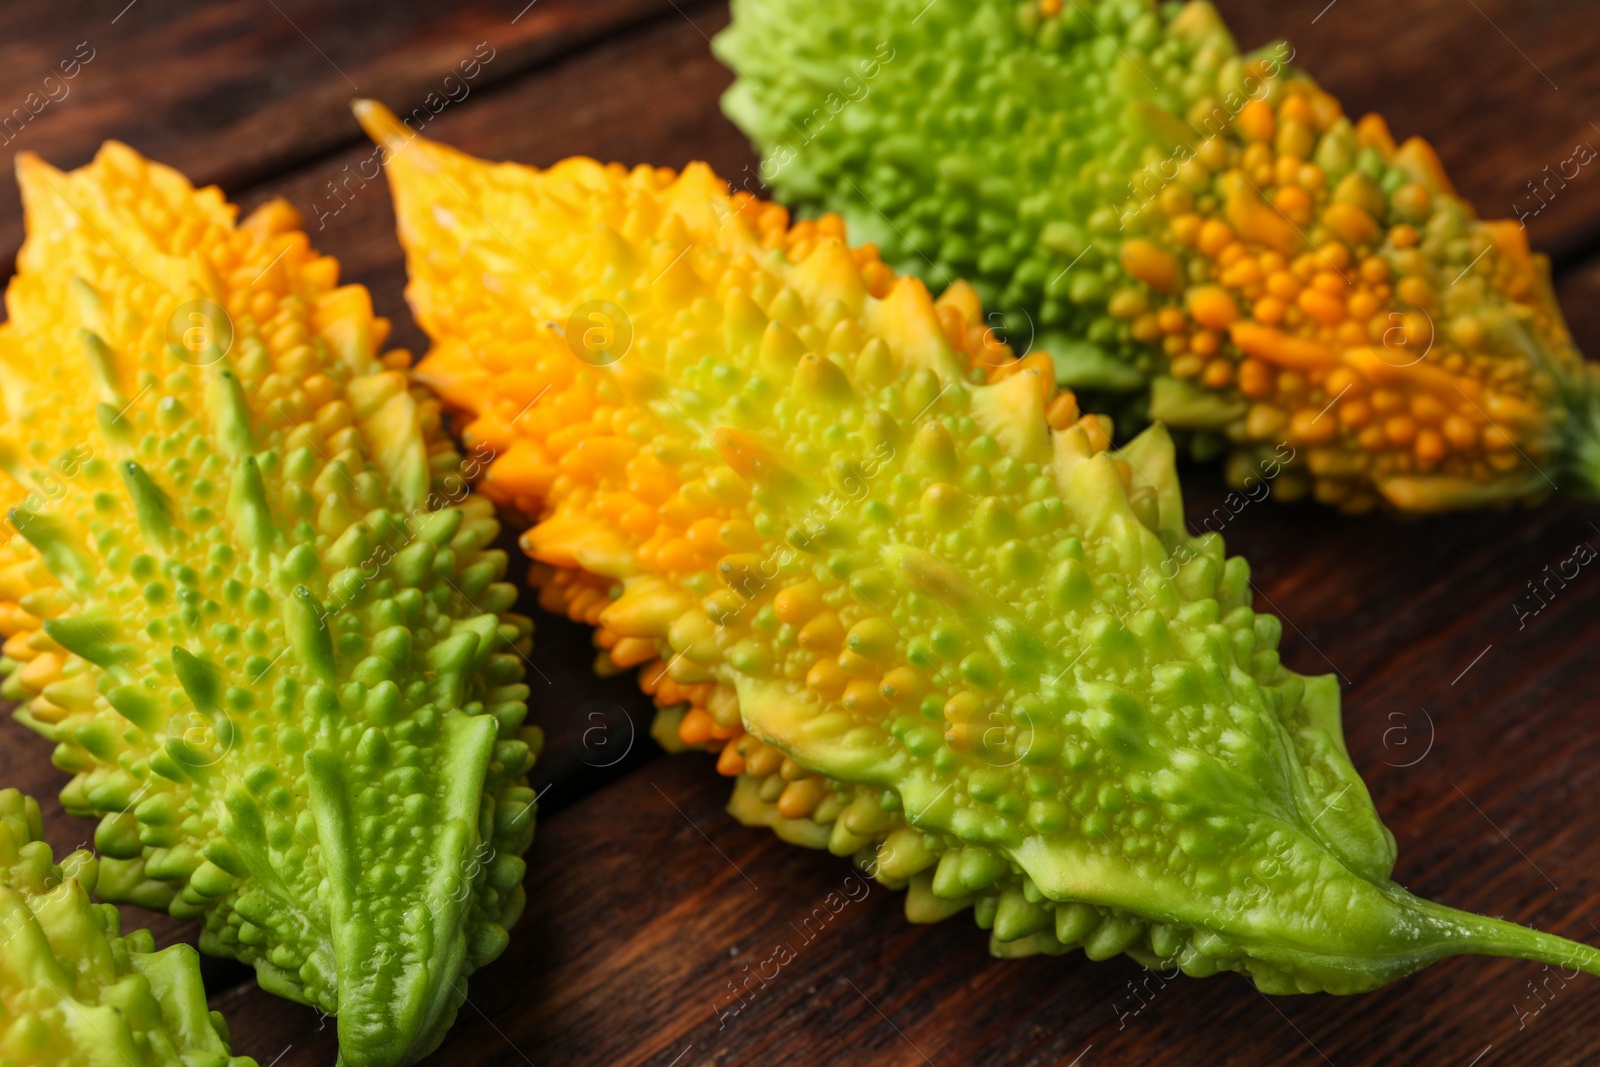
xmin=353 ymin=99 xmax=406 ymax=146
xmin=369 ymin=119 xmax=1600 ymax=995
xmin=714 ymin=0 xmax=1595 ymax=513
xmin=0 ymin=787 xmax=259 ymax=1066
xmin=0 ymin=141 xmax=537 ymax=1066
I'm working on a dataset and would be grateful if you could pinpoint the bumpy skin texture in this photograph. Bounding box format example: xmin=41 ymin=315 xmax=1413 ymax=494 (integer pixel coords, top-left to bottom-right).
xmin=714 ymin=0 xmax=1598 ymax=511
xmin=360 ymin=102 xmax=1600 ymax=994
xmin=0 ymin=145 xmax=540 ymax=1067
xmin=0 ymin=788 xmax=255 ymax=1067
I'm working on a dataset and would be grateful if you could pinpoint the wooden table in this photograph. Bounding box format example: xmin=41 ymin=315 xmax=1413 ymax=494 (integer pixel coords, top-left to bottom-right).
xmin=5 ymin=1 xmax=1600 ymax=1063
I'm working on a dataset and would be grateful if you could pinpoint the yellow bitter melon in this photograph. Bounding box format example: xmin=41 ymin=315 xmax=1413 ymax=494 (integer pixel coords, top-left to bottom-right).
xmin=359 ymin=101 xmax=1600 ymax=994
xmin=0 ymin=144 xmax=538 ymax=1067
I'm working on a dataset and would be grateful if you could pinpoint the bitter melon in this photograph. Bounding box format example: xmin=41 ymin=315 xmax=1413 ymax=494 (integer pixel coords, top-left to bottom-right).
xmin=0 ymin=143 xmax=539 ymax=1067
xmin=0 ymin=787 xmax=255 ymax=1067
xmin=714 ymin=0 xmax=1597 ymax=512
xmin=358 ymin=102 xmax=1600 ymax=994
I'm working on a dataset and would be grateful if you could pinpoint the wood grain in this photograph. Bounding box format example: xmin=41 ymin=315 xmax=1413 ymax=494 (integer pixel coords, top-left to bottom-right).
xmin=0 ymin=0 xmax=681 ymax=264
xmin=4 ymin=1 xmax=1600 ymax=1065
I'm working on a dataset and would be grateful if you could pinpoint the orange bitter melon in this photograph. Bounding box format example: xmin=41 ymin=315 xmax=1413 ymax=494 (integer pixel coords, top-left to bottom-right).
xmin=715 ymin=0 xmax=1594 ymax=512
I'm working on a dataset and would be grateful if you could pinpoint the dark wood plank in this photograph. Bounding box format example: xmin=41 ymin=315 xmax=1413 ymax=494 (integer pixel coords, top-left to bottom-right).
xmin=1556 ymin=254 xmax=1600 ymax=354
xmin=0 ymin=0 xmax=680 ymax=264
xmin=1217 ymin=0 xmax=1600 ymax=263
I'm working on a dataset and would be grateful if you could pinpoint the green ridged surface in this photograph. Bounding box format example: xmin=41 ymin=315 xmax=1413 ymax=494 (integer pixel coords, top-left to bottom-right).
xmin=0 ymin=144 xmax=540 ymax=1067
xmin=718 ymin=0 xmax=1231 ymax=384
xmin=0 ymin=788 xmax=256 ymax=1067
xmin=715 ymin=0 xmax=1596 ymax=511
xmin=361 ymin=119 xmax=1600 ymax=996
